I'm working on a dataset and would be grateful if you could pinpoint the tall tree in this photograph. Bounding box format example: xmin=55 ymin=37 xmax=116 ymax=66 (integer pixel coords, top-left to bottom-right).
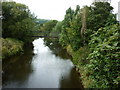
xmin=59 ymin=7 xmax=74 ymax=47
xmin=2 ymin=2 xmax=37 ymax=43
xmin=87 ymin=2 xmax=117 ymax=31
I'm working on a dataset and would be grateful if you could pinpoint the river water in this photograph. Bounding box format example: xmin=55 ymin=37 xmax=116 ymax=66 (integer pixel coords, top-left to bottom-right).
xmin=2 ymin=38 xmax=83 ymax=88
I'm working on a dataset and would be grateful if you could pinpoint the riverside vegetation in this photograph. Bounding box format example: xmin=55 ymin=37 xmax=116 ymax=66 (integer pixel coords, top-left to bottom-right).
xmin=2 ymin=2 xmax=48 ymax=59
xmin=39 ymin=2 xmax=120 ymax=88
xmin=1 ymin=38 xmax=23 ymax=59
xmin=2 ymin=1 xmax=120 ymax=88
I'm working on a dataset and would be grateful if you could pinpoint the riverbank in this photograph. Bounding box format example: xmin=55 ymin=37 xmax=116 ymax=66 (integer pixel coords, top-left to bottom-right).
xmin=65 ymin=24 xmax=120 ymax=88
xmin=66 ymin=45 xmax=92 ymax=88
xmin=1 ymin=38 xmax=24 ymax=59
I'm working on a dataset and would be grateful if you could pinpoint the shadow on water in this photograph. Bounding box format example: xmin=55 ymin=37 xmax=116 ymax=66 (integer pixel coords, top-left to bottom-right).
xmin=2 ymin=45 xmax=34 ymax=87
xmin=46 ymin=42 xmax=72 ymax=60
xmin=60 ymin=67 xmax=83 ymax=89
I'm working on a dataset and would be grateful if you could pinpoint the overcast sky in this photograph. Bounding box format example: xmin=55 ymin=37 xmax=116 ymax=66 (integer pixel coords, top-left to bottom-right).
xmin=13 ymin=0 xmax=119 ymax=21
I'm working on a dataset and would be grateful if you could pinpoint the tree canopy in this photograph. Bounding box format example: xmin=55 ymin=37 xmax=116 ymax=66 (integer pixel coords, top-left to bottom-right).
xmin=2 ymin=2 xmax=37 ymax=43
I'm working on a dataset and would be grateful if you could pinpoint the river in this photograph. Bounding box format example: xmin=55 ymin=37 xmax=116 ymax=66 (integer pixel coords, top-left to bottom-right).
xmin=2 ymin=38 xmax=83 ymax=88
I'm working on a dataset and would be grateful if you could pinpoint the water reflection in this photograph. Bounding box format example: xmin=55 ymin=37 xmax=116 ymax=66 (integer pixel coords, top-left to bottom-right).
xmin=46 ymin=41 xmax=72 ymax=60
xmin=2 ymin=45 xmax=33 ymax=88
xmin=24 ymin=38 xmax=74 ymax=88
xmin=3 ymin=38 xmax=82 ymax=88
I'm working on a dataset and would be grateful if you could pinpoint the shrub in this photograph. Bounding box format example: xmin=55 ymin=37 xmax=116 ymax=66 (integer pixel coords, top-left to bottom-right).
xmin=86 ymin=24 xmax=120 ymax=88
xmin=2 ymin=38 xmax=24 ymax=59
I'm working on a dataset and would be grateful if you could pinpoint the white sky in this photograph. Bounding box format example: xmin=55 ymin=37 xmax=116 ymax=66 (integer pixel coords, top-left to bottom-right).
xmin=13 ymin=0 xmax=119 ymax=21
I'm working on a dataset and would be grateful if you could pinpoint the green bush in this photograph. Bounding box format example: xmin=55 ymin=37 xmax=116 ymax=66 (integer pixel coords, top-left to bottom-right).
xmin=86 ymin=24 xmax=120 ymax=88
xmin=2 ymin=38 xmax=24 ymax=59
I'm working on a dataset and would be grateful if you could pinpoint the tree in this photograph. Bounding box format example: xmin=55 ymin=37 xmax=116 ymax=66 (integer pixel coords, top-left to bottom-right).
xmin=59 ymin=7 xmax=75 ymax=47
xmin=2 ymin=2 xmax=37 ymax=43
xmin=50 ymin=21 xmax=63 ymax=38
xmin=87 ymin=2 xmax=117 ymax=31
xmin=84 ymin=2 xmax=117 ymax=45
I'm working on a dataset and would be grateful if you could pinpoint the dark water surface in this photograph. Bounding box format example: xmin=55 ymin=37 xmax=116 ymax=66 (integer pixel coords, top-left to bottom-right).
xmin=2 ymin=38 xmax=83 ymax=88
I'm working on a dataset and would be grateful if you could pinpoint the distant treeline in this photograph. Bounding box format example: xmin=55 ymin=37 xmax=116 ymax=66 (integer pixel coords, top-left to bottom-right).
xmin=36 ymin=19 xmax=50 ymax=25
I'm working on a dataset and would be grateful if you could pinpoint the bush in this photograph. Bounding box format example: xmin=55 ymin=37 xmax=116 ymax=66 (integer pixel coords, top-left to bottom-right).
xmin=2 ymin=38 xmax=24 ymax=59
xmin=86 ymin=24 xmax=120 ymax=88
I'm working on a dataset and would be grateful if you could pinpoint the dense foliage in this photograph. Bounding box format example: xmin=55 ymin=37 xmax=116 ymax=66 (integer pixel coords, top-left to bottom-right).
xmin=2 ymin=2 xmax=40 ymax=59
xmin=86 ymin=24 xmax=120 ymax=88
xmin=59 ymin=2 xmax=117 ymax=51
xmin=2 ymin=38 xmax=23 ymax=59
xmin=87 ymin=2 xmax=117 ymax=31
xmin=59 ymin=6 xmax=84 ymax=50
xmin=39 ymin=2 xmax=119 ymax=88
xmin=2 ymin=2 xmax=37 ymax=43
